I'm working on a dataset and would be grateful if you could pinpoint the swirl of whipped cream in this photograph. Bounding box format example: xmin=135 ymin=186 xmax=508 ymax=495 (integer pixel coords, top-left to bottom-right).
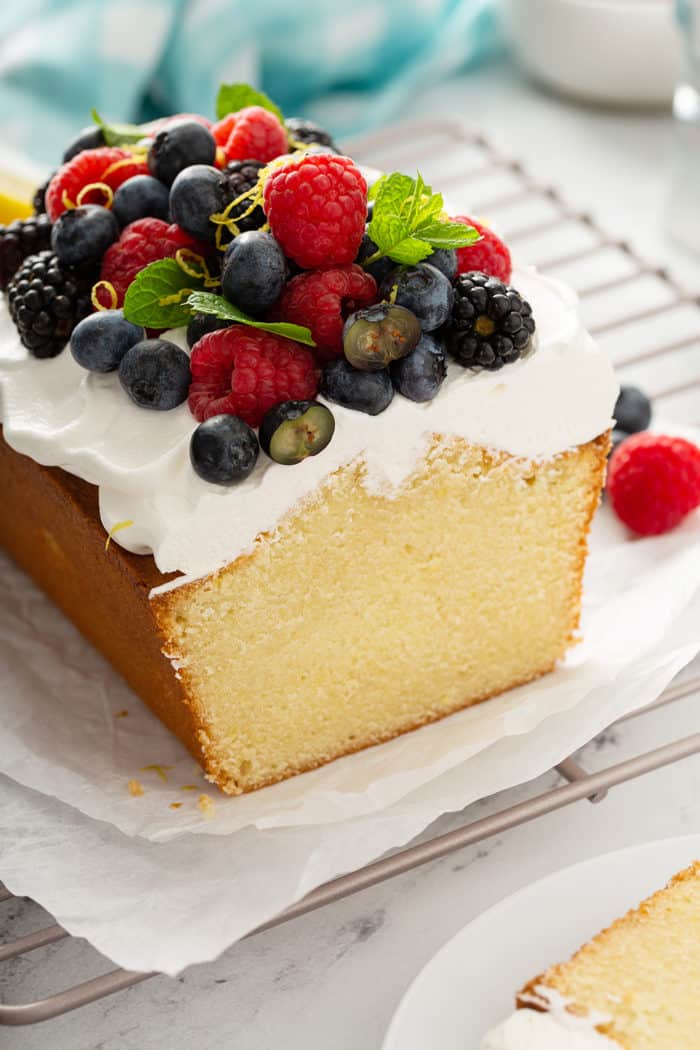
xmin=0 ymin=266 xmax=617 ymax=592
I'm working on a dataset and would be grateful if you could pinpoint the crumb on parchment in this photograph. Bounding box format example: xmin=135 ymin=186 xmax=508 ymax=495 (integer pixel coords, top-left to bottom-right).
xmin=115 ymin=709 xmax=129 ymax=718
xmin=128 ymin=779 xmax=144 ymax=797
xmin=197 ymin=795 xmax=215 ymax=820
xmin=170 ymin=802 xmax=183 ymax=810
xmin=140 ymin=764 xmax=174 ymax=782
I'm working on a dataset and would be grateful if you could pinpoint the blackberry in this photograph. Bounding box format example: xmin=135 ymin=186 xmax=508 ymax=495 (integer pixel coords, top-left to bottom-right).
xmin=0 ymin=214 xmax=53 ymax=291
xmin=285 ymin=118 xmax=338 ymax=153
xmin=33 ymin=172 xmax=55 ymax=215
xmin=6 ymin=250 xmax=95 ymax=358
xmin=223 ymin=160 xmax=266 ymax=233
xmin=445 ymin=272 xmax=535 ymax=371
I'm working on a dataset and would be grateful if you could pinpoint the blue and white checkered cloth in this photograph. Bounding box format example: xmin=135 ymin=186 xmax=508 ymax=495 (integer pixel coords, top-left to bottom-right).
xmin=0 ymin=0 xmax=501 ymax=165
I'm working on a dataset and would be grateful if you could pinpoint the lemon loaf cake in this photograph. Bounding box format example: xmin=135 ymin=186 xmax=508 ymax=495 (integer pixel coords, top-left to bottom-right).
xmin=483 ymin=861 xmax=700 ymax=1049
xmin=0 ymin=91 xmax=617 ymax=794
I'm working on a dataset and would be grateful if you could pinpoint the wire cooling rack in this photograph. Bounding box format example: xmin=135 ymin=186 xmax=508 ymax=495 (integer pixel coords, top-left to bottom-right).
xmin=3 ymin=119 xmax=700 ymax=1027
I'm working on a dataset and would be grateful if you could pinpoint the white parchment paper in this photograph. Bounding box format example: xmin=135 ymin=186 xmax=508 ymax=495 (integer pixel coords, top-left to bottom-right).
xmin=1 ymin=492 xmax=700 ymax=973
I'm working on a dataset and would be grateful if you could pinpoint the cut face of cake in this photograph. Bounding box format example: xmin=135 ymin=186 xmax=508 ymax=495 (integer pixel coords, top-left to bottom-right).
xmin=0 ymin=96 xmax=618 ymax=795
xmin=483 ymin=861 xmax=700 ymax=1049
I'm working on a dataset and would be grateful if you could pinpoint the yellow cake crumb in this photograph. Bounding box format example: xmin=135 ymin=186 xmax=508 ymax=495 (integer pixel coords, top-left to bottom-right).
xmin=197 ymin=794 xmax=215 ymax=820
xmin=115 ymin=709 xmax=129 ymax=718
xmin=140 ymin=763 xmax=174 ymax=782
xmin=128 ymin=779 xmax=144 ymax=797
xmin=169 ymin=802 xmax=183 ymax=810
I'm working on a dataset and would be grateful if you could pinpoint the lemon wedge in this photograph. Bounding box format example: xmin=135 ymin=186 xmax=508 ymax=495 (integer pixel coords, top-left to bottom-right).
xmin=0 ymin=171 xmax=36 ymax=223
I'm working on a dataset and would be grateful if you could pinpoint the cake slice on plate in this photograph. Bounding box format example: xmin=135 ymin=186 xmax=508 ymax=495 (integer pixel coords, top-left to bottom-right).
xmin=483 ymin=861 xmax=700 ymax=1048
xmin=0 ymin=91 xmax=617 ymax=795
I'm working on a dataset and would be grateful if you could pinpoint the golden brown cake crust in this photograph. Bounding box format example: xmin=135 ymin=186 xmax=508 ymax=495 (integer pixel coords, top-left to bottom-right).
xmin=0 ymin=427 xmax=610 ymax=795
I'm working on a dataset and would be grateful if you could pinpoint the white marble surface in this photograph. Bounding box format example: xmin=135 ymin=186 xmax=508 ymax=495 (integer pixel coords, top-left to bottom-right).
xmin=3 ymin=59 xmax=700 ymax=1050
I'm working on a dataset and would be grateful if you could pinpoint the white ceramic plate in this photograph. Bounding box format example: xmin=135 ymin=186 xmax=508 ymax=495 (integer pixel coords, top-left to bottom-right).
xmin=382 ymin=835 xmax=700 ymax=1050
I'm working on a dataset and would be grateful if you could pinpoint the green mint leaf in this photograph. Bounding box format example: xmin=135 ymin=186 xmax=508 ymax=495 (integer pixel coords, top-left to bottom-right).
xmin=123 ymin=259 xmax=201 ymax=329
xmin=91 ymin=108 xmax=147 ymax=148
xmin=413 ymin=219 xmax=480 ymax=249
xmin=187 ymin=292 xmax=316 ymax=347
xmin=216 ymin=83 xmax=284 ymax=124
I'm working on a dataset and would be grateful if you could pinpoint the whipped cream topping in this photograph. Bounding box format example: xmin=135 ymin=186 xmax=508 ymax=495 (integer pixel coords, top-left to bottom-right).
xmin=0 ymin=267 xmax=617 ymax=593
xmin=481 ymin=1009 xmax=619 ymax=1050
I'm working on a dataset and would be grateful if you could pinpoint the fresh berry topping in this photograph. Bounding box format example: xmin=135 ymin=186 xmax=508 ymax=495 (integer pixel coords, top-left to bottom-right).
xmin=169 ymin=165 xmax=225 ymax=241
xmin=213 ymin=106 xmax=288 ymax=165
xmin=263 ymin=154 xmax=367 ymax=269
xmin=452 ymin=217 xmax=511 ymax=283
xmin=273 ymin=264 xmax=377 ymax=360
xmin=320 ymin=357 xmax=394 ymax=416
xmin=607 ymin=433 xmax=700 ymax=536
xmin=379 ymin=263 xmax=454 ymax=332
xmin=285 ymin=117 xmax=338 ymax=152
xmin=343 ymin=302 xmax=421 ymax=371
xmin=259 ymin=400 xmax=335 ymax=464
xmin=614 ymin=385 xmax=652 ymax=435
xmin=51 ymin=204 xmax=119 ymax=267
xmin=112 ymin=175 xmax=170 ymax=227
xmin=188 ymin=327 xmax=318 ymax=428
xmin=190 ymin=414 xmax=259 ymax=485
xmin=0 ymin=214 xmax=52 ymax=291
xmin=148 ymin=120 xmax=217 ymax=185
xmin=186 ymin=312 xmax=233 ymax=348
xmin=7 ymin=250 xmax=95 ymax=358
xmin=97 ymin=218 xmax=210 ymax=308
xmin=33 ymin=172 xmax=55 ymax=216
xmin=222 ymin=160 xmax=266 ymax=232
xmin=118 ymin=338 xmax=191 ymax=410
xmin=46 ymin=147 xmax=133 ymax=221
xmin=221 ymin=231 xmax=286 ymax=315
xmin=355 ymin=232 xmax=395 ymax=285
xmin=390 ymin=332 xmax=447 ymax=402
xmin=425 ymin=248 xmax=458 ymax=281
xmin=70 ymin=310 xmax=145 ymax=372
xmin=445 ymin=272 xmax=535 ymax=370
xmin=62 ymin=125 xmax=106 ymax=163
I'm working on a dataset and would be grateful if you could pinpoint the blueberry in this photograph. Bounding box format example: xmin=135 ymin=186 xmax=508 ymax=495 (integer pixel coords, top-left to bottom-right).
xmin=259 ymin=400 xmax=335 ymax=464
xmin=71 ymin=310 xmax=144 ymax=372
xmin=355 ymin=232 xmax=394 ymax=285
xmin=169 ymin=165 xmax=225 ymax=242
xmin=148 ymin=121 xmax=216 ymax=186
xmin=343 ymin=302 xmax=421 ymax=371
xmin=118 ymin=339 xmax=191 ymax=410
xmin=390 ymin=332 xmax=447 ymax=402
xmin=614 ymin=385 xmax=652 ymax=435
xmin=320 ymin=358 xmax=394 ymax=415
xmin=380 ymin=263 xmax=454 ymax=332
xmin=221 ymin=231 xmax=286 ymax=315
xmin=62 ymin=125 xmax=105 ymax=163
xmin=51 ymin=204 xmax=119 ymax=267
xmin=112 ymin=175 xmax=170 ymax=227
xmin=425 ymin=248 xmax=457 ymax=281
xmin=186 ymin=311 xmax=233 ymax=348
xmin=190 ymin=414 xmax=259 ymax=485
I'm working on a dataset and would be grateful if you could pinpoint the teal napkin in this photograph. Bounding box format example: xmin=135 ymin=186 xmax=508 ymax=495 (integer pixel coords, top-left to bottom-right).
xmin=0 ymin=0 xmax=501 ymax=164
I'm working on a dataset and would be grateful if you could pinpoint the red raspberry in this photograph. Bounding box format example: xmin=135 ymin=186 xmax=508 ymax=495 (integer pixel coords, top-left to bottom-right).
xmin=97 ymin=218 xmax=209 ymax=308
xmin=263 ymin=154 xmax=367 ymax=269
xmin=451 ymin=216 xmax=511 ymax=283
xmin=607 ymin=433 xmax=700 ymax=536
xmin=213 ymin=106 xmax=288 ymax=165
xmin=101 ymin=154 xmax=150 ymax=192
xmin=188 ymin=327 xmax=318 ymax=428
xmin=273 ymin=265 xmax=377 ymax=361
xmin=46 ymin=147 xmax=132 ymax=221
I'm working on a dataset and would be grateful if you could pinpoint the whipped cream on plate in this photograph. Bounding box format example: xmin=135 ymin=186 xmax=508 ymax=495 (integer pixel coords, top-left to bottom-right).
xmin=481 ymin=1009 xmax=619 ymax=1049
xmin=0 ymin=266 xmax=617 ymax=592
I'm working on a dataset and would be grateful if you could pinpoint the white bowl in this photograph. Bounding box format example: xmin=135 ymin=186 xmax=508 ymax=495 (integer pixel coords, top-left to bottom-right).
xmin=505 ymin=0 xmax=684 ymax=107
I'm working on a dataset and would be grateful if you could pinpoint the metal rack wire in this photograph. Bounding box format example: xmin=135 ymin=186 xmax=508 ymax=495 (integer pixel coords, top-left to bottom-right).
xmin=2 ymin=119 xmax=700 ymax=1027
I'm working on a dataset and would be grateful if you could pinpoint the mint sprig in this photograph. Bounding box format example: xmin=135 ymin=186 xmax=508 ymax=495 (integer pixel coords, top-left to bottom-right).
xmin=91 ymin=109 xmax=147 ymax=148
xmin=216 ymin=83 xmax=284 ymax=124
xmin=366 ymin=172 xmax=479 ymax=267
xmin=187 ymin=292 xmax=315 ymax=347
xmin=123 ymin=260 xmax=203 ymax=329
